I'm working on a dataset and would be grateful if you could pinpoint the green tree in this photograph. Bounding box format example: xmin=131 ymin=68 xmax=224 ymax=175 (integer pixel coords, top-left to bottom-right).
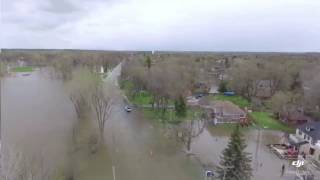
xmin=218 ymin=125 xmax=252 ymax=180
xmin=145 ymin=56 xmax=152 ymax=70
xmin=175 ymin=96 xmax=186 ymax=117
xmin=218 ymin=81 xmax=228 ymax=93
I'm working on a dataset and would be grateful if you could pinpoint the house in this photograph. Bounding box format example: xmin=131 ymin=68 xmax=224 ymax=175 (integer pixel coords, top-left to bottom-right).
xmin=100 ymin=66 xmax=105 ymax=73
xmin=211 ymin=101 xmax=247 ymax=124
xmin=280 ymin=110 xmax=312 ymax=125
xmin=194 ymin=82 xmax=209 ymax=93
xmin=208 ymin=84 xmax=219 ymax=95
xmin=289 ymin=122 xmax=320 ymax=163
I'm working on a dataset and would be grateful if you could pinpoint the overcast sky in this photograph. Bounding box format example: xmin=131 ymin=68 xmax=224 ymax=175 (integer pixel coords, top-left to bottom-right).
xmin=1 ymin=0 xmax=320 ymax=51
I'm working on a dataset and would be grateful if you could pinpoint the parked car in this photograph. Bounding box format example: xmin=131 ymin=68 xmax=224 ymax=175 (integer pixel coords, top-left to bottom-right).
xmin=223 ymin=91 xmax=235 ymax=96
xmin=124 ymin=105 xmax=133 ymax=112
xmin=194 ymin=92 xmax=208 ymax=99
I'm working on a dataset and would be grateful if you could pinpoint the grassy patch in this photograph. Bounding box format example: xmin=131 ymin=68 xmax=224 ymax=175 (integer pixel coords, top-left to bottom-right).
xmin=120 ymin=80 xmax=134 ymax=93
xmin=121 ymin=79 xmax=174 ymax=106
xmin=13 ymin=66 xmax=34 ymax=72
xmin=211 ymin=95 xmax=250 ymax=108
xmin=121 ymin=80 xmax=153 ymax=105
xmin=250 ymin=112 xmax=294 ymax=132
xmin=130 ymin=91 xmax=154 ymax=105
xmin=142 ymin=108 xmax=201 ymax=124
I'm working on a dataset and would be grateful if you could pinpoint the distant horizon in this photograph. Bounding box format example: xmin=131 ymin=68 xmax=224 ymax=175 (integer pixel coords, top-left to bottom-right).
xmin=1 ymin=48 xmax=320 ymax=54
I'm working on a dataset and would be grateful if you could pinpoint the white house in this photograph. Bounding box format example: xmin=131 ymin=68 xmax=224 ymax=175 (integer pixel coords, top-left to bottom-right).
xmin=289 ymin=122 xmax=320 ymax=163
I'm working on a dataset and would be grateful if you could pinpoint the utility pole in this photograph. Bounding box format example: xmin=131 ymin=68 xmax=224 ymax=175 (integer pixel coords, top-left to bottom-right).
xmin=254 ymin=127 xmax=261 ymax=171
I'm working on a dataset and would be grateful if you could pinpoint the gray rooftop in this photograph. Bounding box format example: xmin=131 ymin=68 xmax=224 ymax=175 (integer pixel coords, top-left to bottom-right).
xmin=298 ymin=121 xmax=320 ymax=141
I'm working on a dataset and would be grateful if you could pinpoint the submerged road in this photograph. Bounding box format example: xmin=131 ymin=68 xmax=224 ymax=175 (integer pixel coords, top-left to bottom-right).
xmin=85 ymin=63 xmax=202 ymax=180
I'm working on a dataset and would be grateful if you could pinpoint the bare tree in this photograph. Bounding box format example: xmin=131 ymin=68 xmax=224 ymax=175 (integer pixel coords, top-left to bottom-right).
xmin=91 ymin=89 xmax=113 ymax=142
xmin=268 ymin=91 xmax=302 ymax=118
xmin=174 ymin=111 xmax=207 ymax=154
xmin=69 ymin=93 xmax=89 ymax=119
xmin=229 ymin=59 xmax=301 ymax=100
xmin=66 ymin=66 xmax=101 ymax=119
xmin=302 ymin=65 xmax=320 ymax=114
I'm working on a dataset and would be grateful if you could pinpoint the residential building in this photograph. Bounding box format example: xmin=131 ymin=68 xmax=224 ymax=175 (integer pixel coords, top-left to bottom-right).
xmin=280 ymin=110 xmax=312 ymax=125
xmin=289 ymin=122 xmax=320 ymax=163
xmin=208 ymin=84 xmax=219 ymax=95
xmin=211 ymin=101 xmax=247 ymax=124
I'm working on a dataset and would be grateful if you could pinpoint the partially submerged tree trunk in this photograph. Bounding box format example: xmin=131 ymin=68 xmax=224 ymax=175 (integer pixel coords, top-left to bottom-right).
xmin=70 ymin=93 xmax=89 ymax=119
xmin=91 ymin=90 xmax=112 ymax=144
xmin=175 ymin=114 xmax=207 ymax=154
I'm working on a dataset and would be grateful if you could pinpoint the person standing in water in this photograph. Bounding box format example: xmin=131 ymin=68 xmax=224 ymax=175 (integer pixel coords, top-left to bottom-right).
xmin=281 ymin=164 xmax=285 ymax=176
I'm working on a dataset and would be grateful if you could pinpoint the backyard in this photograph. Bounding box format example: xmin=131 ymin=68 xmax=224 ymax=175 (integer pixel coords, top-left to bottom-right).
xmin=121 ymin=80 xmax=201 ymax=123
xmin=208 ymin=94 xmax=294 ymax=132
xmin=250 ymin=112 xmax=294 ymax=133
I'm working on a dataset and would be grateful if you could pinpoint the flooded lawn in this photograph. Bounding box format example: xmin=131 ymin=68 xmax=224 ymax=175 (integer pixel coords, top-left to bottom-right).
xmin=192 ymin=126 xmax=289 ymax=180
xmin=2 ymin=66 xmax=291 ymax=180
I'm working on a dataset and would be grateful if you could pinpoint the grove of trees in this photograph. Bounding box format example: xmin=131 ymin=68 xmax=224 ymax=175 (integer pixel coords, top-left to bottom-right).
xmin=121 ymin=56 xmax=197 ymax=114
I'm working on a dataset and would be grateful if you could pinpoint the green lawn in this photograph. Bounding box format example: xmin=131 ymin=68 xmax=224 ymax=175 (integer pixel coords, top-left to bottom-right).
xmin=121 ymin=80 xmax=151 ymax=105
xmin=143 ymin=108 xmax=201 ymax=124
xmin=210 ymin=95 xmax=250 ymax=108
xmin=13 ymin=66 xmax=34 ymax=72
xmin=121 ymin=80 xmax=174 ymax=106
xmin=130 ymin=92 xmax=154 ymax=105
xmin=250 ymin=112 xmax=294 ymax=132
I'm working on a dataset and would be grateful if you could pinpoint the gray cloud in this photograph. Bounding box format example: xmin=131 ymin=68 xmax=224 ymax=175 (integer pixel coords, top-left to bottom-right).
xmin=2 ymin=0 xmax=320 ymax=51
xmin=41 ymin=0 xmax=80 ymax=14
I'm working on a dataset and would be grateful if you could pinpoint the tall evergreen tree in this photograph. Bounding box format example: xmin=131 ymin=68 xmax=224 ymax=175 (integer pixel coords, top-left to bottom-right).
xmin=218 ymin=125 xmax=252 ymax=180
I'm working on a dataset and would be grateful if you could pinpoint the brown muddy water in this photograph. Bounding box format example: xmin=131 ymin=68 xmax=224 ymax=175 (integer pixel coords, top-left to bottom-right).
xmin=2 ymin=66 xmax=289 ymax=180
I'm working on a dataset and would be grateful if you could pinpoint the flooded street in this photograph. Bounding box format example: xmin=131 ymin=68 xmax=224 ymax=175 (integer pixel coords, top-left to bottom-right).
xmin=76 ymin=63 xmax=202 ymax=180
xmin=2 ymin=64 xmax=290 ymax=180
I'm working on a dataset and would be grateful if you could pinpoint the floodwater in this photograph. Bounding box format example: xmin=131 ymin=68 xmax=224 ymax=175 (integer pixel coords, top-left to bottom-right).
xmin=2 ymin=64 xmax=290 ymax=180
xmin=192 ymin=128 xmax=289 ymax=180
xmin=2 ymin=69 xmax=76 ymax=178
xmin=1 ymin=67 xmax=202 ymax=180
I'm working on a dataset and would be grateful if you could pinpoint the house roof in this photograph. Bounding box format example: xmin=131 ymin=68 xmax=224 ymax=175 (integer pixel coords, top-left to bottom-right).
xmin=213 ymin=101 xmax=245 ymax=115
xmin=298 ymin=122 xmax=320 ymax=141
xmin=255 ymin=80 xmax=273 ymax=98
xmin=257 ymin=80 xmax=274 ymax=88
